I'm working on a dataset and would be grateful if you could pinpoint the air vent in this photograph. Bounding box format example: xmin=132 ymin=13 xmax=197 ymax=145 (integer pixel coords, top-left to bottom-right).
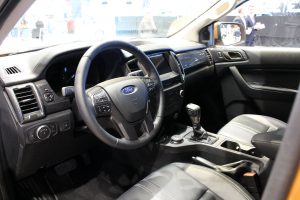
xmin=5 ymin=66 xmax=21 ymax=74
xmin=205 ymin=50 xmax=213 ymax=65
xmin=13 ymin=86 xmax=40 ymax=115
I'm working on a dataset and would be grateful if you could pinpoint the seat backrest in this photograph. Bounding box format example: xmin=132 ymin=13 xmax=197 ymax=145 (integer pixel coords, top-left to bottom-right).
xmin=262 ymin=87 xmax=300 ymax=200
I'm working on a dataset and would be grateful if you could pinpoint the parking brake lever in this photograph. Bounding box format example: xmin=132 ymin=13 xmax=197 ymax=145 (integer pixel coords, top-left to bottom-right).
xmin=192 ymin=156 xmax=218 ymax=169
xmin=192 ymin=156 xmax=253 ymax=175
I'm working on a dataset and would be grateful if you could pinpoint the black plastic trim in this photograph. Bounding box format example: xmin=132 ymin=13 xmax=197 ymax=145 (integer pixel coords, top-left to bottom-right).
xmin=229 ymin=66 xmax=297 ymax=101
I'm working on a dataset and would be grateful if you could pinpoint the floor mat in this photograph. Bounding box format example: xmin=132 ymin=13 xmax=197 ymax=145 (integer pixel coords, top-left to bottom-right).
xmin=17 ymin=174 xmax=57 ymax=200
xmin=16 ymin=154 xmax=141 ymax=200
xmin=52 ymin=173 xmax=123 ymax=200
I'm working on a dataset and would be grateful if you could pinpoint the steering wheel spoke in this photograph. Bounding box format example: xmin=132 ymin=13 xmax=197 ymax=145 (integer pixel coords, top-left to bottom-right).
xmin=111 ymin=103 xmax=154 ymax=140
xmin=141 ymin=110 xmax=154 ymax=134
xmin=115 ymin=120 xmax=139 ymax=140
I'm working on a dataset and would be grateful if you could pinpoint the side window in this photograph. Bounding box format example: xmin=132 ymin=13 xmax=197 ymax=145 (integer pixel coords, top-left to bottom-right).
xmin=219 ymin=0 xmax=300 ymax=47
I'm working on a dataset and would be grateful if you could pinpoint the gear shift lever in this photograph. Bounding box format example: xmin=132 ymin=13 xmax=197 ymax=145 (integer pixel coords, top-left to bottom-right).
xmin=186 ymin=103 xmax=207 ymax=140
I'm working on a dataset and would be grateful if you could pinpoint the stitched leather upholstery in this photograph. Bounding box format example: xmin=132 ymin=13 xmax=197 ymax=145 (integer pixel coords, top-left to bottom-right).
xmin=117 ymin=163 xmax=254 ymax=200
xmin=218 ymin=114 xmax=287 ymax=146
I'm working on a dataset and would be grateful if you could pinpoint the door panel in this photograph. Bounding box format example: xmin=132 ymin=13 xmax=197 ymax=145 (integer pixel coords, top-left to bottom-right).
xmin=210 ymin=47 xmax=300 ymax=122
xmin=240 ymin=68 xmax=300 ymax=91
xmin=229 ymin=66 xmax=298 ymax=101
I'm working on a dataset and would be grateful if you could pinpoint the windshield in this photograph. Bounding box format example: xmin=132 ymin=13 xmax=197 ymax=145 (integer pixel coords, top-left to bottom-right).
xmin=0 ymin=0 xmax=219 ymax=54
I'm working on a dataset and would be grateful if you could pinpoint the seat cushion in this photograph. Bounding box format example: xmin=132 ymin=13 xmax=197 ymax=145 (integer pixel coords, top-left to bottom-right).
xmin=117 ymin=163 xmax=253 ymax=200
xmin=218 ymin=114 xmax=286 ymax=146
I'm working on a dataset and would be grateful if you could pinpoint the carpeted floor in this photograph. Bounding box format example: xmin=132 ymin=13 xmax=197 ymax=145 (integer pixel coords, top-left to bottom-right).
xmin=16 ymin=153 xmax=144 ymax=200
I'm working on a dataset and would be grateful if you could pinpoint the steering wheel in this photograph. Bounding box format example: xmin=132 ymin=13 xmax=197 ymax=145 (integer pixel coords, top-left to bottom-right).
xmin=74 ymin=41 xmax=164 ymax=149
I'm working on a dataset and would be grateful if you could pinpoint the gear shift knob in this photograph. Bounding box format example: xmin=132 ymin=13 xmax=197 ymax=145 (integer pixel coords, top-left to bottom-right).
xmin=186 ymin=103 xmax=201 ymax=130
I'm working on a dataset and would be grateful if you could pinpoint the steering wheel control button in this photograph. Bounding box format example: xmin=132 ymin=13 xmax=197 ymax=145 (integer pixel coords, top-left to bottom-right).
xmin=36 ymin=125 xmax=51 ymax=140
xmin=95 ymin=104 xmax=111 ymax=116
xmin=143 ymin=78 xmax=156 ymax=94
xmin=93 ymin=90 xmax=110 ymax=104
xmin=43 ymin=92 xmax=55 ymax=102
xmin=94 ymin=95 xmax=108 ymax=104
xmin=92 ymin=89 xmax=111 ymax=116
xmin=170 ymin=135 xmax=184 ymax=144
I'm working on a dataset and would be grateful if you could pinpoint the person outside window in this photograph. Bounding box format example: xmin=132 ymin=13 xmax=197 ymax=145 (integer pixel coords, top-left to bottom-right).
xmin=244 ymin=4 xmax=265 ymax=46
xmin=233 ymin=8 xmax=246 ymax=43
xmin=233 ymin=8 xmax=247 ymax=29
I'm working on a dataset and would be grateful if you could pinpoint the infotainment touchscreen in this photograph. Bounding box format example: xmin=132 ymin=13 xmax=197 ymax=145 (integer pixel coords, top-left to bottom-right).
xmin=149 ymin=54 xmax=172 ymax=75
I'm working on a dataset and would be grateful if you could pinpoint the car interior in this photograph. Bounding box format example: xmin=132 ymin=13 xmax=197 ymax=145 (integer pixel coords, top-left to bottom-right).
xmin=0 ymin=0 xmax=299 ymax=200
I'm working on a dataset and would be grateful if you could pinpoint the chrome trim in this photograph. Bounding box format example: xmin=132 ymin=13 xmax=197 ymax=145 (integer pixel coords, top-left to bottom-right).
xmin=36 ymin=125 xmax=51 ymax=140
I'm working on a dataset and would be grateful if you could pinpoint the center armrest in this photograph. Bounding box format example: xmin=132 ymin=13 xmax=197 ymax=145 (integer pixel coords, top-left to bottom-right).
xmin=251 ymin=129 xmax=285 ymax=160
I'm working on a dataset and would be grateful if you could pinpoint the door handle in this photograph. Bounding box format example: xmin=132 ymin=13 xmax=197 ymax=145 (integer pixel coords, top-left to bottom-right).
xmin=223 ymin=51 xmax=244 ymax=61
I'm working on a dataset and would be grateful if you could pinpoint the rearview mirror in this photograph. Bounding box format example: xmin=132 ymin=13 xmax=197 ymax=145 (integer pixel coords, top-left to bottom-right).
xmin=214 ymin=22 xmax=245 ymax=46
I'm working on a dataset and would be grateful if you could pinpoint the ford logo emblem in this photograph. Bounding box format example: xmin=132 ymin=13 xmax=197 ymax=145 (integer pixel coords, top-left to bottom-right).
xmin=121 ymin=85 xmax=136 ymax=95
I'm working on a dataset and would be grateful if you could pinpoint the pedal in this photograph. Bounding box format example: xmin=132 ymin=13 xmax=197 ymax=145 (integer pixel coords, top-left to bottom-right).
xmin=54 ymin=158 xmax=77 ymax=176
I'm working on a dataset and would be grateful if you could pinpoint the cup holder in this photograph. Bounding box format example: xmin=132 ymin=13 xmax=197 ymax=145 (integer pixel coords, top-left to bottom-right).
xmin=221 ymin=141 xmax=241 ymax=151
xmin=221 ymin=140 xmax=263 ymax=157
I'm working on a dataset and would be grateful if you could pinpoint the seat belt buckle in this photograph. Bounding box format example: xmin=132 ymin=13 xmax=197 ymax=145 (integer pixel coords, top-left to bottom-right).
xmin=240 ymin=172 xmax=261 ymax=199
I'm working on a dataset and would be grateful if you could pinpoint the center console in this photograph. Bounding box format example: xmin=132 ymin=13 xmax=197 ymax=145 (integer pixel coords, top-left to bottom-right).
xmin=162 ymin=125 xmax=268 ymax=171
xmin=159 ymin=103 xmax=271 ymax=198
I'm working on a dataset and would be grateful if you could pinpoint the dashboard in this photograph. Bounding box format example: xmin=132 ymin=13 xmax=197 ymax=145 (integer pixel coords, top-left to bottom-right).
xmin=46 ymin=50 xmax=183 ymax=95
xmin=0 ymin=39 xmax=213 ymax=179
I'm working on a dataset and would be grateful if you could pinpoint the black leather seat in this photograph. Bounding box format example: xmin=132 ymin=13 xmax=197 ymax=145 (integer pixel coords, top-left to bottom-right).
xmin=218 ymin=114 xmax=286 ymax=146
xmin=117 ymin=163 xmax=254 ymax=200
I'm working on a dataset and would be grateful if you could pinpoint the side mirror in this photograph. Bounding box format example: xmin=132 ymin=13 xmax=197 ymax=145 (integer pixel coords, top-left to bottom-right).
xmin=214 ymin=22 xmax=245 ymax=46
